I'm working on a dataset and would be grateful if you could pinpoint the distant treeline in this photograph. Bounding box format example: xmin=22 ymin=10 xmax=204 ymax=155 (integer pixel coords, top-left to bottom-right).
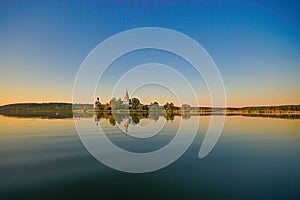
xmin=0 ymin=103 xmax=93 ymax=118
xmin=0 ymin=103 xmax=299 ymax=119
xmin=1 ymin=103 xmax=299 ymax=112
xmin=198 ymin=105 xmax=300 ymax=113
xmin=0 ymin=103 xmax=72 ymax=111
xmin=232 ymin=105 xmax=300 ymax=111
xmin=0 ymin=103 xmax=94 ymax=111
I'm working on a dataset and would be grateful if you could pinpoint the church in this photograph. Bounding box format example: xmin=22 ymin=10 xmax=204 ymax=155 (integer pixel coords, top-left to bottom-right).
xmin=95 ymin=89 xmax=132 ymax=110
xmin=123 ymin=89 xmax=132 ymax=108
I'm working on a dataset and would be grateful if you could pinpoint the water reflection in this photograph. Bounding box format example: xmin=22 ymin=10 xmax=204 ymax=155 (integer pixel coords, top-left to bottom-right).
xmin=95 ymin=112 xmax=175 ymax=124
xmin=0 ymin=111 xmax=74 ymax=119
xmin=1 ymin=113 xmax=300 ymax=199
xmin=122 ymin=116 xmax=131 ymax=136
xmin=0 ymin=110 xmax=299 ymax=121
xmin=94 ymin=112 xmax=177 ymax=136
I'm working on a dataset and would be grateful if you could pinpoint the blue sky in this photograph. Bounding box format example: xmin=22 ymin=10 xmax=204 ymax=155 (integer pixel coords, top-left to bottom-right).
xmin=0 ymin=0 xmax=299 ymax=106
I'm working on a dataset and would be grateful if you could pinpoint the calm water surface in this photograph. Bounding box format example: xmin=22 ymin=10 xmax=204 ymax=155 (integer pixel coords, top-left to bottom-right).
xmin=0 ymin=114 xmax=299 ymax=199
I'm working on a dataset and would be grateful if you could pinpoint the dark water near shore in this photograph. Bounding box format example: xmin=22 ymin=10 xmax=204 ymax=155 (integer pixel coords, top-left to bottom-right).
xmin=0 ymin=114 xmax=299 ymax=199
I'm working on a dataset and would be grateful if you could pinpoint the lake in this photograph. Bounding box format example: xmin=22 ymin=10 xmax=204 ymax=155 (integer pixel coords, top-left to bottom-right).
xmin=0 ymin=114 xmax=299 ymax=199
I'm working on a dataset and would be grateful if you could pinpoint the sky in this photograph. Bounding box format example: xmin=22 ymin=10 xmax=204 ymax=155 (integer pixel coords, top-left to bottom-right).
xmin=0 ymin=0 xmax=300 ymax=107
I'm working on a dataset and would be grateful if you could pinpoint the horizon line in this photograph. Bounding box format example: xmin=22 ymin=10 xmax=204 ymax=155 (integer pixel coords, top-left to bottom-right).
xmin=1 ymin=101 xmax=300 ymax=108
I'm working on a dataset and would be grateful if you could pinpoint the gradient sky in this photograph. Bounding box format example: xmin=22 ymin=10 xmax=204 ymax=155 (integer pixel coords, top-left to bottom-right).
xmin=0 ymin=0 xmax=299 ymax=106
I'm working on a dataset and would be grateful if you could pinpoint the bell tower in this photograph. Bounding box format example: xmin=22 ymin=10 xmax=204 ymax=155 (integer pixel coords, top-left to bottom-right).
xmin=123 ymin=89 xmax=130 ymax=107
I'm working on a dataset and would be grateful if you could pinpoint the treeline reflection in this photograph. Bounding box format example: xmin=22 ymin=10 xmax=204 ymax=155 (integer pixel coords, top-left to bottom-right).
xmin=0 ymin=111 xmax=299 ymax=121
xmin=94 ymin=112 xmax=189 ymax=126
xmin=94 ymin=112 xmax=189 ymax=136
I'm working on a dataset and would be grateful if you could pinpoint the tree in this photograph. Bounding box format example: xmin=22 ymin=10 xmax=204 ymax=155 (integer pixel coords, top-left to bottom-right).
xmin=149 ymin=101 xmax=160 ymax=111
xmin=110 ymin=97 xmax=122 ymax=110
xmin=164 ymin=102 xmax=174 ymax=113
xmin=150 ymin=102 xmax=159 ymax=106
xmin=131 ymin=97 xmax=141 ymax=110
xmin=103 ymin=103 xmax=111 ymax=112
xmin=182 ymin=104 xmax=191 ymax=111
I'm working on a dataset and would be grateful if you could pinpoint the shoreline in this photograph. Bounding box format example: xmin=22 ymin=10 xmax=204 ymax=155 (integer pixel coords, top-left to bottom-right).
xmin=0 ymin=103 xmax=299 ymax=117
